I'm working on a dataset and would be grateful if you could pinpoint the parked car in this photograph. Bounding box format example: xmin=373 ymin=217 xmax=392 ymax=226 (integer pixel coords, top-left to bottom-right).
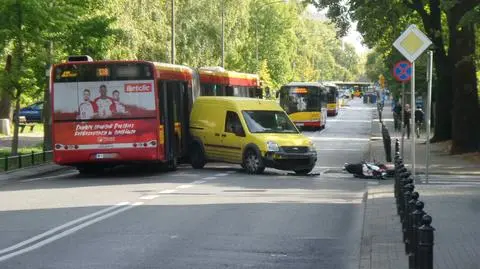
xmin=18 ymin=102 xmax=43 ymax=122
xmin=189 ymin=97 xmax=317 ymax=174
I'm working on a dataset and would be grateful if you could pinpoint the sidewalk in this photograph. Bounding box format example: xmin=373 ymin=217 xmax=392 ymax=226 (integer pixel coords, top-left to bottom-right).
xmin=371 ymin=105 xmax=479 ymax=176
xmin=360 ymin=102 xmax=480 ymax=269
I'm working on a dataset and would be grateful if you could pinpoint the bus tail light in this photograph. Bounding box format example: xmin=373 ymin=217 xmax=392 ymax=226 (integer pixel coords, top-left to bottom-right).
xmin=74 ymin=145 xmax=79 ymax=149
xmin=55 ymin=144 xmax=61 ymax=150
xmin=133 ymin=143 xmax=137 ymax=147
xmin=64 ymin=145 xmax=68 ymax=150
xmin=143 ymin=143 xmax=147 ymax=147
xmin=150 ymin=141 xmax=157 ymax=146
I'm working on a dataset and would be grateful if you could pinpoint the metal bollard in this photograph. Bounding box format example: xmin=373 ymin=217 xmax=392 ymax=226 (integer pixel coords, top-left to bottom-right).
xmin=402 ymin=184 xmax=414 ymax=234
xmin=398 ymin=177 xmax=413 ymax=217
xmin=381 ymin=123 xmax=392 ymax=162
xmin=417 ymin=214 xmax=435 ymax=269
xmin=394 ymin=165 xmax=406 ymax=199
xmin=395 ymin=138 xmax=400 ymax=153
xmin=405 ymin=191 xmax=419 ymax=254
xmin=409 ymin=201 xmax=426 ymax=268
xmin=396 ymin=170 xmax=410 ymax=200
xmin=397 ymin=175 xmax=412 ymax=215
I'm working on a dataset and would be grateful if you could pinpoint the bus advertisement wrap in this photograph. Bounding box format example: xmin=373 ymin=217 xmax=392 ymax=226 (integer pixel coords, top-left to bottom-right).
xmin=53 ymin=119 xmax=157 ymax=147
xmin=53 ymin=80 xmax=158 ymax=154
xmin=53 ymin=80 xmax=156 ymax=121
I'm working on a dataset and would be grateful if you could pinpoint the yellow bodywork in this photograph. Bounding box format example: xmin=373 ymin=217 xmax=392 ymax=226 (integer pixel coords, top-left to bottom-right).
xmin=288 ymin=111 xmax=321 ymax=122
xmin=190 ymin=97 xmax=313 ymax=164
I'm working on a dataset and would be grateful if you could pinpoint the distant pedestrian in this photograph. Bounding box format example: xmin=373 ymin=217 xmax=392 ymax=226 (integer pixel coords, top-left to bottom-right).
xmin=415 ymin=106 xmax=424 ymax=138
xmin=393 ymin=101 xmax=402 ymax=131
xmin=403 ymin=104 xmax=411 ymax=139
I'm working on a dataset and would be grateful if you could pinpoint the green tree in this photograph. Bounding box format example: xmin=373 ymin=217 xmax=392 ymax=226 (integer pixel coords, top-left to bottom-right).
xmin=0 ymin=0 xmax=117 ymax=154
xmin=312 ymin=0 xmax=480 ymax=153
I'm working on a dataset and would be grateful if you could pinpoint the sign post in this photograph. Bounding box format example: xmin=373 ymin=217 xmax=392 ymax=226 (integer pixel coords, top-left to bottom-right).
xmin=393 ymin=24 xmax=432 ymax=180
xmin=425 ymin=50 xmax=433 ymax=183
xmin=392 ymin=60 xmax=412 ymax=159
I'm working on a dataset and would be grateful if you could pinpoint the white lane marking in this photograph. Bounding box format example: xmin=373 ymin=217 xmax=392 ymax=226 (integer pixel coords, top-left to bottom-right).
xmin=0 ymin=202 xmax=129 ymax=256
xmin=158 ymin=189 xmax=177 ymax=194
xmin=202 ymin=176 xmax=217 ymax=180
xmin=192 ymin=180 xmax=207 ymax=184
xmin=176 ymin=184 xmax=193 ymax=189
xmin=317 ymin=149 xmax=365 ymax=151
xmin=215 ymin=173 xmax=229 ymax=177
xmin=139 ymin=195 xmax=160 ymax=200
xmin=308 ymin=137 xmax=370 ymax=142
xmin=0 ymin=202 xmax=142 ymax=262
xmin=367 ymin=182 xmax=379 ymax=185
xmin=373 ymin=119 xmax=394 ymax=122
xmin=420 ymin=181 xmax=480 ymax=185
xmin=326 ymin=119 xmax=372 ymax=123
xmin=227 ymin=171 xmax=236 ymax=174
xmin=20 ymin=171 xmax=79 ymax=182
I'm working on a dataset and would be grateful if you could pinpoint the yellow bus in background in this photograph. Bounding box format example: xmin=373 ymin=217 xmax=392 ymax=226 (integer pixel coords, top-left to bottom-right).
xmin=324 ymin=83 xmax=339 ymax=116
xmin=278 ymin=82 xmax=328 ymax=130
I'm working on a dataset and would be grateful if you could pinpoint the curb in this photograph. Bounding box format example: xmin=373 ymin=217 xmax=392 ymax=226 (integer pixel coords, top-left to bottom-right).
xmin=0 ymin=164 xmax=72 ymax=181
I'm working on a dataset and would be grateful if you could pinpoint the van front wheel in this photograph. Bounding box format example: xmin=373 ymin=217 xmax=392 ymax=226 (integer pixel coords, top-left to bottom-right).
xmin=243 ymin=149 xmax=265 ymax=174
xmin=190 ymin=144 xmax=206 ymax=169
xmin=294 ymin=166 xmax=314 ymax=175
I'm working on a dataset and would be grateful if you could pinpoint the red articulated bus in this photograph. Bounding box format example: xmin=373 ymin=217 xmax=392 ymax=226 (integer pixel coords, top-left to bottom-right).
xmin=51 ymin=56 xmax=198 ymax=173
xmin=197 ymin=66 xmax=262 ymax=98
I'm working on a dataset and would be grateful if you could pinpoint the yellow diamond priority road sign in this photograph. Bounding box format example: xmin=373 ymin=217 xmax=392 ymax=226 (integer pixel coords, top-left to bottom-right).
xmin=393 ymin=24 xmax=432 ymax=62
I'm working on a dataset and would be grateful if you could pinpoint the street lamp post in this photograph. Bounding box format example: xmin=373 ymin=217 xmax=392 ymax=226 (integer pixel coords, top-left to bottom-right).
xmin=171 ymin=0 xmax=175 ymax=64
xmin=221 ymin=0 xmax=225 ymax=67
xmin=255 ymin=0 xmax=288 ymax=68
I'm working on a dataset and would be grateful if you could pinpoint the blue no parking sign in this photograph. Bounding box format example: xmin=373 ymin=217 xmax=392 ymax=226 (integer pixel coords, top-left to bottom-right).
xmin=393 ymin=61 xmax=412 ymax=82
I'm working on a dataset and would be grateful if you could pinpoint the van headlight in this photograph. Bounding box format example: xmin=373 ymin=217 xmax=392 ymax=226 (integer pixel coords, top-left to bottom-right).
xmin=308 ymin=141 xmax=316 ymax=152
xmin=266 ymin=141 xmax=280 ymax=152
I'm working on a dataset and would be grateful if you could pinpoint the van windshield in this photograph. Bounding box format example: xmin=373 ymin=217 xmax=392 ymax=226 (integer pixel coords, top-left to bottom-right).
xmin=242 ymin=110 xmax=298 ymax=133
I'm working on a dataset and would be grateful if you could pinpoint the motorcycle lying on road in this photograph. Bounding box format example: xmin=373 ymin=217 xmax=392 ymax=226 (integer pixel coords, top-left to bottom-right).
xmin=343 ymin=161 xmax=393 ymax=179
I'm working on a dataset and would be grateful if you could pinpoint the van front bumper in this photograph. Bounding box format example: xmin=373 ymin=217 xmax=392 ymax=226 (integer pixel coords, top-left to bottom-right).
xmin=263 ymin=151 xmax=317 ymax=171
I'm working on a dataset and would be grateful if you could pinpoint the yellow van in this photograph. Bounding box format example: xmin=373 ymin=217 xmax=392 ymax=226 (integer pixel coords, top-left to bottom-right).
xmin=189 ymin=97 xmax=317 ymax=174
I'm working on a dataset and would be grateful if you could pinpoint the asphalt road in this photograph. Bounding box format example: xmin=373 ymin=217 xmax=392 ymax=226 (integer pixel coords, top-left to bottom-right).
xmin=0 ymin=98 xmax=375 ymax=269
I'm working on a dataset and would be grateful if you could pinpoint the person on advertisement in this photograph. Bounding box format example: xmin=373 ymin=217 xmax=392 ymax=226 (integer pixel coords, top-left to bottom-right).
xmin=112 ymin=90 xmax=128 ymax=115
xmin=77 ymin=89 xmax=98 ymax=120
xmin=94 ymin=85 xmax=117 ymax=118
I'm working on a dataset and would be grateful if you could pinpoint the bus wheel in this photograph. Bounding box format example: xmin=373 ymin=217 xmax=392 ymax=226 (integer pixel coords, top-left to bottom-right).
xmin=77 ymin=165 xmax=102 ymax=175
xmin=190 ymin=144 xmax=206 ymax=169
xmin=243 ymin=149 xmax=265 ymax=174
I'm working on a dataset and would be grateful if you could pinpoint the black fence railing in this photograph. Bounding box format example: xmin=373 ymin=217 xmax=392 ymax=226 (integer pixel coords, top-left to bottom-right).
xmin=0 ymin=150 xmax=53 ymax=172
xmin=394 ymin=140 xmax=435 ymax=269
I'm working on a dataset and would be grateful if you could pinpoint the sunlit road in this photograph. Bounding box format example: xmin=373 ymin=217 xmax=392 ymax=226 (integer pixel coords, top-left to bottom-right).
xmin=0 ymin=98 xmax=375 ymax=269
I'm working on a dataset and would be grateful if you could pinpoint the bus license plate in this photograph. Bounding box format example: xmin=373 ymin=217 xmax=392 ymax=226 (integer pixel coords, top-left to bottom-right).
xmin=96 ymin=154 xmax=104 ymax=159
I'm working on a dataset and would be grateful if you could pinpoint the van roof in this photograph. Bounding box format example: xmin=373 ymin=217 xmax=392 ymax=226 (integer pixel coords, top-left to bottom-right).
xmin=195 ymin=96 xmax=281 ymax=111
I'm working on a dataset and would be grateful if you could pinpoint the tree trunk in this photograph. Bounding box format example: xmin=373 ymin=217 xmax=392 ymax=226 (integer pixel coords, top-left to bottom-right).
xmin=43 ymin=41 xmax=53 ymax=151
xmin=0 ymin=91 xmax=12 ymax=119
xmin=450 ymin=22 xmax=480 ymax=153
xmin=11 ymin=95 xmax=21 ymax=156
xmin=422 ymin=0 xmax=453 ymax=142
xmin=43 ymin=86 xmax=52 ymax=150
xmin=430 ymin=52 xmax=453 ymax=142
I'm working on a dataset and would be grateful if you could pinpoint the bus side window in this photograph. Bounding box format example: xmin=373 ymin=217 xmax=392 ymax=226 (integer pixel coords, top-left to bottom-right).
xmin=226 ymin=86 xmax=234 ymax=96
